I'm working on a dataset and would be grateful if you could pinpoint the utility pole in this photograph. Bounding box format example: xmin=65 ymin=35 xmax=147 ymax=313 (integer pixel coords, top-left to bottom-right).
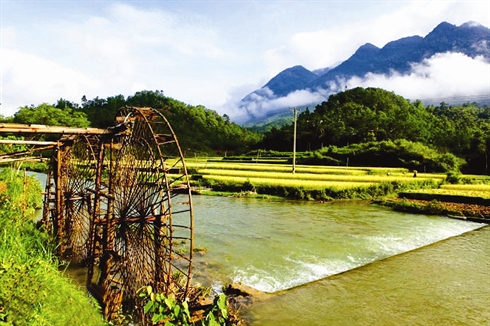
xmin=292 ymin=107 xmax=298 ymax=174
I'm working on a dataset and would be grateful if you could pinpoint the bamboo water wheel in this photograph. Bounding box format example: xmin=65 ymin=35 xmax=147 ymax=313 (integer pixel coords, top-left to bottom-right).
xmin=2 ymin=107 xmax=194 ymax=321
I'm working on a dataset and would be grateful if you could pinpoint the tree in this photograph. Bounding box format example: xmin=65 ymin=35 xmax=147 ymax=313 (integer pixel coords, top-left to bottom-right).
xmin=260 ymin=87 xmax=433 ymax=150
xmin=79 ymin=95 xmax=125 ymax=128
xmin=13 ymin=103 xmax=90 ymax=128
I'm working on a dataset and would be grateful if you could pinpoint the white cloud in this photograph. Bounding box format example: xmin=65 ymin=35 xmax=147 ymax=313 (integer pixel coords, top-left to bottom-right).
xmin=237 ymin=52 xmax=490 ymax=122
xmin=1 ymin=48 xmax=99 ymax=112
xmin=1 ymin=1 xmax=489 ymax=121
xmin=0 ymin=2 xmax=233 ymax=116
xmin=265 ymin=1 xmax=490 ymax=74
xmin=346 ymin=52 xmax=490 ymax=102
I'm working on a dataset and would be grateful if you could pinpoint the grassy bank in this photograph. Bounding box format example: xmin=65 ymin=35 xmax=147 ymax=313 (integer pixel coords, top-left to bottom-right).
xmin=0 ymin=168 xmax=104 ymax=325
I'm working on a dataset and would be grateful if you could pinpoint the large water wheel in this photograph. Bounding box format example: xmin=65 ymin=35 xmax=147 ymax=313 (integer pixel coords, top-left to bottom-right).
xmin=88 ymin=107 xmax=195 ymax=319
xmin=37 ymin=107 xmax=194 ymax=320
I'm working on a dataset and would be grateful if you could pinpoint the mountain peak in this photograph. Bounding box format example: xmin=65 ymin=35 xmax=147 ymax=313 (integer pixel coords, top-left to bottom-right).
xmin=237 ymin=20 xmax=490 ymax=124
xmin=358 ymin=43 xmax=379 ymax=51
xmin=461 ymin=21 xmax=483 ymax=28
xmin=434 ymin=21 xmax=456 ymax=30
xmin=262 ymin=65 xmax=317 ymax=97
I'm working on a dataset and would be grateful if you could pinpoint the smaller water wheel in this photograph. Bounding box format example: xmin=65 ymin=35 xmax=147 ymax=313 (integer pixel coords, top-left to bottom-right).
xmin=42 ymin=134 xmax=101 ymax=261
xmin=89 ymin=107 xmax=195 ymax=319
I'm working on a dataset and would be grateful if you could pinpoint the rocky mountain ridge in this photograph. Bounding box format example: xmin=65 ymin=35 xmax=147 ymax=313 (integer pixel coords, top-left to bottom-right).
xmin=238 ymin=21 xmax=490 ymax=124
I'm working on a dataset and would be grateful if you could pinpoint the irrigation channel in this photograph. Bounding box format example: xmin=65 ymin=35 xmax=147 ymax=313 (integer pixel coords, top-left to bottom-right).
xmin=30 ymin=172 xmax=489 ymax=325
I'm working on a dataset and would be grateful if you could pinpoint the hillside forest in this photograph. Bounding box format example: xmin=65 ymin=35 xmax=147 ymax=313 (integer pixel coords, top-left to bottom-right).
xmin=1 ymin=87 xmax=489 ymax=175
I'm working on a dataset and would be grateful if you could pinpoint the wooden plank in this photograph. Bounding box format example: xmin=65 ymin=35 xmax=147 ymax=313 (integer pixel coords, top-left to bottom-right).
xmin=0 ymin=139 xmax=59 ymax=145
xmin=0 ymin=123 xmax=112 ymax=135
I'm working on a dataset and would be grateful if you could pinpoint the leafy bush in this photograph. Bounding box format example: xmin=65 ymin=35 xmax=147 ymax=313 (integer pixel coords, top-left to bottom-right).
xmin=0 ymin=168 xmax=43 ymax=218
xmin=137 ymin=286 xmax=232 ymax=326
xmin=445 ymin=172 xmax=461 ymax=184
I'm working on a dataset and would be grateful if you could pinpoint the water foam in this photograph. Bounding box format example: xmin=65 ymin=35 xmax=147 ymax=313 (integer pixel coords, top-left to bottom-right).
xmin=232 ymin=220 xmax=485 ymax=293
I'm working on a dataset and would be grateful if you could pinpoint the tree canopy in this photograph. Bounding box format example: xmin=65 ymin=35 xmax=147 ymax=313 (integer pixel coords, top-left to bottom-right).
xmin=14 ymin=103 xmax=90 ymax=128
xmin=258 ymin=87 xmax=490 ymax=174
xmin=10 ymin=91 xmax=262 ymax=155
xmin=6 ymin=87 xmax=489 ymax=174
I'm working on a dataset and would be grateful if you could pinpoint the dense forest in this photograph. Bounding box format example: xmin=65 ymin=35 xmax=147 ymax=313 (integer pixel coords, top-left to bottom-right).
xmin=258 ymin=87 xmax=490 ymax=175
xmin=1 ymin=90 xmax=262 ymax=155
xmin=1 ymin=87 xmax=489 ymax=175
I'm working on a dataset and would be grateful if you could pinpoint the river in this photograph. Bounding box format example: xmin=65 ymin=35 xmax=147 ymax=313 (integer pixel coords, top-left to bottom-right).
xmin=191 ymin=196 xmax=488 ymax=325
xmin=29 ymin=173 xmax=489 ymax=325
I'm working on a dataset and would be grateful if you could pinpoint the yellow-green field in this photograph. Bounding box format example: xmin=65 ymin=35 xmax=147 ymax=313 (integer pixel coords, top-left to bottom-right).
xmin=200 ymin=175 xmax=376 ymax=189
xmin=197 ymin=168 xmax=440 ymax=183
xmin=187 ymin=160 xmax=446 ymax=192
xmin=406 ymin=184 xmax=490 ymax=199
xmin=182 ymin=159 xmax=490 ymax=200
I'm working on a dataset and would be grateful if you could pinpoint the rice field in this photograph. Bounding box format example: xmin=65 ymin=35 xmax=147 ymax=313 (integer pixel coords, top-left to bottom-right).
xmin=201 ymin=174 xmax=376 ymax=189
xmin=409 ymin=184 xmax=490 ymax=199
xmin=440 ymin=184 xmax=490 ymax=191
xmin=186 ymin=161 xmax=410 ymax=175
xmin=197 ymin=168 xmax=442 ymax=183
xmin=182 ymin=158 xmax=490 ymax=202
xmin=185 ymin=160 xmax=449 ymax=194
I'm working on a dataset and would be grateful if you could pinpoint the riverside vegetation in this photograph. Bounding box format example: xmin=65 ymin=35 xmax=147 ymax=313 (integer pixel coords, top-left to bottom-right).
xmin=0 ymin=168 xmax=105 ymax=325
xmin=0 ymin=167 xmax=244 ymax=325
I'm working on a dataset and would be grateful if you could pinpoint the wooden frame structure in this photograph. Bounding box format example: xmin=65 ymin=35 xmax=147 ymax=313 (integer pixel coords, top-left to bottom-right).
xmin=0 ymin=107 xmax=194 ymax=321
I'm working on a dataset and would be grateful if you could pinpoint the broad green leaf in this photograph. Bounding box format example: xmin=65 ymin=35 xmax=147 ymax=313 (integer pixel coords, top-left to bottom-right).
xmin=144 ymin=300 xmax=154 ymax=314
xmin=152 ymin=313 xmax=164 ymax=323
xmin=174 ymin=304 xmax=180 ymax=317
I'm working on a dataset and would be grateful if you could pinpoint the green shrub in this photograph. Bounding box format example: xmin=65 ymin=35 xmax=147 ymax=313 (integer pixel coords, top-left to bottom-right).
xmin=316 ymin=139 xmax=464 ymax=173
xmin=445 ymin=172 xmax=461 ymax=184
xmin=242 ymin=180 xmax=256 ymax=192
xmin=137 ymin=286 xmax=232 ymax=326
xmin=424 ymin=200 xmax=446 ymax=215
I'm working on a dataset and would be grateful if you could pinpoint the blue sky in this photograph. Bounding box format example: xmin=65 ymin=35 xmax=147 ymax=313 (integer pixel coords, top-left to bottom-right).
xmin=1 ymin=0 xmax=489 ymax=120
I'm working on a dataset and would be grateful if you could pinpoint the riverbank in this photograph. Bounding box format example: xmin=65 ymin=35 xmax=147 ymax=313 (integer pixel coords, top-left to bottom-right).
xmin=377 ymin=198 xmax=490 ymax=223
xmin=0 ymin=168 xmax=105 ymax=325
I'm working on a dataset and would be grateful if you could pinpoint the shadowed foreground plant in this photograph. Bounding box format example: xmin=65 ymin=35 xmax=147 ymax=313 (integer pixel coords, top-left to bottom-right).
xmin=137 ymin=286 xmax=234 ymax=326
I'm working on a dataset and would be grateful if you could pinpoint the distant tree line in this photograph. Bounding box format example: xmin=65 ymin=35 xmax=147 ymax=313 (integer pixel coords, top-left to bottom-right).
xmin=258 ymin=87 xmax=490 ymax=174
xmin=4 ymin=90 xmax=262 ymax=155
xmin=2 ymin=87 xmax=489 ymax=174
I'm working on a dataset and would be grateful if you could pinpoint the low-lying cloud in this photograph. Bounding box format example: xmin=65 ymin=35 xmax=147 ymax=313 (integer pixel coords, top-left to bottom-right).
xmin=236 ymin=52 xmax=490 ymax=123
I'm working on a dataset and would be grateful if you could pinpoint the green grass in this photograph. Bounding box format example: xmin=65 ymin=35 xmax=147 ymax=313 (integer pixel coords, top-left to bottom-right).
xmin=0 ymin=168 xmax=105 ymax=325
xmin=0 ymin=227 xmax=105 ymax=325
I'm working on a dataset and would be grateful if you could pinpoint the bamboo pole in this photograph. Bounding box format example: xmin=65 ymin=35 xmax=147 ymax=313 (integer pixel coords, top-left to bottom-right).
xmin=0 ymin=123 xmax=111 ymax=135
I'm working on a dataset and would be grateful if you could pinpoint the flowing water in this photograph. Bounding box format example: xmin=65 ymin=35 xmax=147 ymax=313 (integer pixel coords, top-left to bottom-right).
xmin=28 ymin=173 xmax=489 ymax=324
xmin=190 ymin=196 xmax=488 ymax=325
xmin=244 ymin=226 xmax=490 ymax=325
